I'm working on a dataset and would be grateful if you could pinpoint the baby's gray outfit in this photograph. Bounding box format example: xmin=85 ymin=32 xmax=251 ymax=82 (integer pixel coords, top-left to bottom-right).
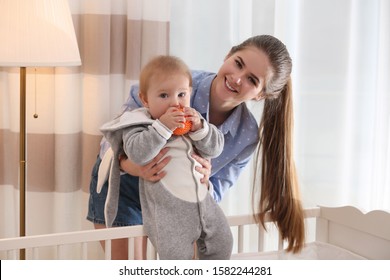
xmin=98 ymin=108 xmax=233 ymax=259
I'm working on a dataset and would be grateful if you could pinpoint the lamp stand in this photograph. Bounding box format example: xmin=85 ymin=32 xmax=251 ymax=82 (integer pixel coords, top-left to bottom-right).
xmin=19 ymin=67 xmax=26 ymax=260
xmin=0 ymin=0 xmax=81 ymax=261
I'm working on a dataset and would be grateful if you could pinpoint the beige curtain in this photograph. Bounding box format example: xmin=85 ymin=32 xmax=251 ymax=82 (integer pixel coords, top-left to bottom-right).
xmin=0 ymin=0 xmax=170 ymax=244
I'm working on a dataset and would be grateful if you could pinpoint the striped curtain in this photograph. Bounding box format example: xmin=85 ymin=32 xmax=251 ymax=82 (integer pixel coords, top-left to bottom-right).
xmin=0 ymin=0 xmax=170 ymax=244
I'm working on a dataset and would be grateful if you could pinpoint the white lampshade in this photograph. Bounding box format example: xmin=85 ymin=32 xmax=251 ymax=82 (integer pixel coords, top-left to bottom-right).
xmin=0 ymin=0 xmax=81 ymax=67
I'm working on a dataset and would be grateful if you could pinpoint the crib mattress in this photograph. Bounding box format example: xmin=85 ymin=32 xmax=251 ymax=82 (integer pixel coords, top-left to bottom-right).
xmin=231 ymin=241 xmax=366 ymax=260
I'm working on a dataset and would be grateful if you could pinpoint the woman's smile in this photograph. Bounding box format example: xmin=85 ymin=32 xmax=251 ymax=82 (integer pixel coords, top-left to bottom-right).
xmin=225 ymin=77 xmax=238 ymax=93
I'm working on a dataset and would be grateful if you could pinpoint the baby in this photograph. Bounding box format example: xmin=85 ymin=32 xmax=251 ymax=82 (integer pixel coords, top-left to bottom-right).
xmin=99 ymin=55 xmax=233 ymax=259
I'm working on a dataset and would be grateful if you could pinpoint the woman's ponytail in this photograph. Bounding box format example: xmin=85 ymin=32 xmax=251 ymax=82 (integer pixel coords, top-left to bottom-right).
xmin=232 ymin=35 xmax=305 ymax=253
xmin=253 ymin=78 xmax=305 ymax=253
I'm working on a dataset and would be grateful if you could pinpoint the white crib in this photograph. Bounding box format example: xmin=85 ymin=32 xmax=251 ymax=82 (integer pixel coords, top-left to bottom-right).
xmin=1 ymin=206 xmax=389 ymax=260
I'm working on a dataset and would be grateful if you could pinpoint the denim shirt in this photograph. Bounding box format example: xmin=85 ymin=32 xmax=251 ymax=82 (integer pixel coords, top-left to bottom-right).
xmin=100 ymin=70 xmax=259 ymax=202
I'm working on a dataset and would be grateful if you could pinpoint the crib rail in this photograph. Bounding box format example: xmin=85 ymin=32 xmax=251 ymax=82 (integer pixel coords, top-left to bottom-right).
xmin=229 ymin=207 xmax=320 ymax=253
xmin=0 ymin=207 xmax=320 ymax=260
xmin=0 ymin=225 xmax=147 ymax=260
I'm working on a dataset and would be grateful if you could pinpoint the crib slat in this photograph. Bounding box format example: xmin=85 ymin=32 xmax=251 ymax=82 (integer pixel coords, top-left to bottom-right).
xmin=82 ymin=242 xmax=88 ymax=260
xmin=127 ymin=238 xmax=133 ymax=259
xmin=7 ymin=249 xmax=17 ymax=260
xmin=258 ymin=226 xmax=264 ymax=252
xmin=237 ymin=225 xmax=244 ymax=253
xmin=104 ymin=239 xmax=111 ymax=260
xmin=278 ymin=235 xmax=283 ymax=250
xmin=32 ymin=247 xmax=39 ymax=259
xmin=150 ymin=243 xmax=157 ymax=260
xmin=57 ymin=245 xmax=61 ymax=259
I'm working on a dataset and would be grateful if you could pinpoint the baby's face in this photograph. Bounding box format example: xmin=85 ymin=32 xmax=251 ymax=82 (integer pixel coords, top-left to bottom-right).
xmin=142 ymin=73 xmax=191 ymax=119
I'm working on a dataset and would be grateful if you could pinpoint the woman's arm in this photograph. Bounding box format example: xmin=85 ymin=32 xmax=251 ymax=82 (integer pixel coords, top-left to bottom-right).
xmin=209 ymin=161 xmax=247 ymax=203
xmin=193 ymin=142 xmax=257 ymax=203
xmin=119 ymin=148 xmax=171 ymax=182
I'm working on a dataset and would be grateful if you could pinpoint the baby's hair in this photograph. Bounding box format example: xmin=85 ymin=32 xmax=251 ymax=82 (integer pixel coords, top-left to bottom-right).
xmin=139 ymin=55 xmax=192 ymax=99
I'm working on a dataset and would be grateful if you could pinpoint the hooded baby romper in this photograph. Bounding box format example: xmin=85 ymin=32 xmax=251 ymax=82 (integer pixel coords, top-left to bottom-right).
xmin=98 ymin=108 xmax=233 ymax=260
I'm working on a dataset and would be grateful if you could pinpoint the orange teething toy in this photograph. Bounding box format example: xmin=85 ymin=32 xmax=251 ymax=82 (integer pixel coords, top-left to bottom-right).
xmin=173 ymin=107 xmax=192 ymax=135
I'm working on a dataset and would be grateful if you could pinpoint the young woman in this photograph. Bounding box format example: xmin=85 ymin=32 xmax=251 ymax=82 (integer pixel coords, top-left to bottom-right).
xmin=87 ymin=34 xmax=305 ymax=259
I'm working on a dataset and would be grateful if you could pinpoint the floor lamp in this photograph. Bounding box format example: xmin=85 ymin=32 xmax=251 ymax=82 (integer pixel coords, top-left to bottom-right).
xmin=0 ymin=0 xmax=81 ymax=260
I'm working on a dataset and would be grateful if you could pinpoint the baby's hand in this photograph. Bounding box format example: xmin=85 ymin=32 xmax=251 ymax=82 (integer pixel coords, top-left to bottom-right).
xmin=183 ymin=107 xmax=202 ymax=132
xmin=159 ymin=107 xmax=186 ymax=132
xmin=172 ymin=107 xmax=192 ymax=136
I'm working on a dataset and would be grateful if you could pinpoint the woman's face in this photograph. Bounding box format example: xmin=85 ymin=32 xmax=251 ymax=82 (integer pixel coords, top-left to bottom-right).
xmin=212 ymin=46 xmax=271 ymax=109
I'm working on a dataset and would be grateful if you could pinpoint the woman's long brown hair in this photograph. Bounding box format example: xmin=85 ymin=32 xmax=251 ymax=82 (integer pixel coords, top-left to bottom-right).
xmin=230 ymin=35 xmax=305 ymax=253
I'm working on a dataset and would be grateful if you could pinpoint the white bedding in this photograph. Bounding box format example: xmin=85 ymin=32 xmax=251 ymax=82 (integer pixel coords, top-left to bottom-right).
xmin=231 ymin=241 xmax=366 ymax=260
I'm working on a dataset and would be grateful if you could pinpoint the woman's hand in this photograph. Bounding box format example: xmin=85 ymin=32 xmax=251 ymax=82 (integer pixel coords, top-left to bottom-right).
xmin=119 ymin=148 xmax=171 ymax=182
xmin=192 ymin=153 xmax=211 ymax=186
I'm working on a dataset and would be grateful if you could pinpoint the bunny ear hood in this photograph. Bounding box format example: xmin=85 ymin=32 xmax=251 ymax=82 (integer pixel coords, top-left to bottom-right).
xmin=97 ymin=108 xmax=154 ymax=227
xmin=96 ymin=147 xmax=113 ymax=194
xmin=100 ymin=107 xmax=153 ymax=133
